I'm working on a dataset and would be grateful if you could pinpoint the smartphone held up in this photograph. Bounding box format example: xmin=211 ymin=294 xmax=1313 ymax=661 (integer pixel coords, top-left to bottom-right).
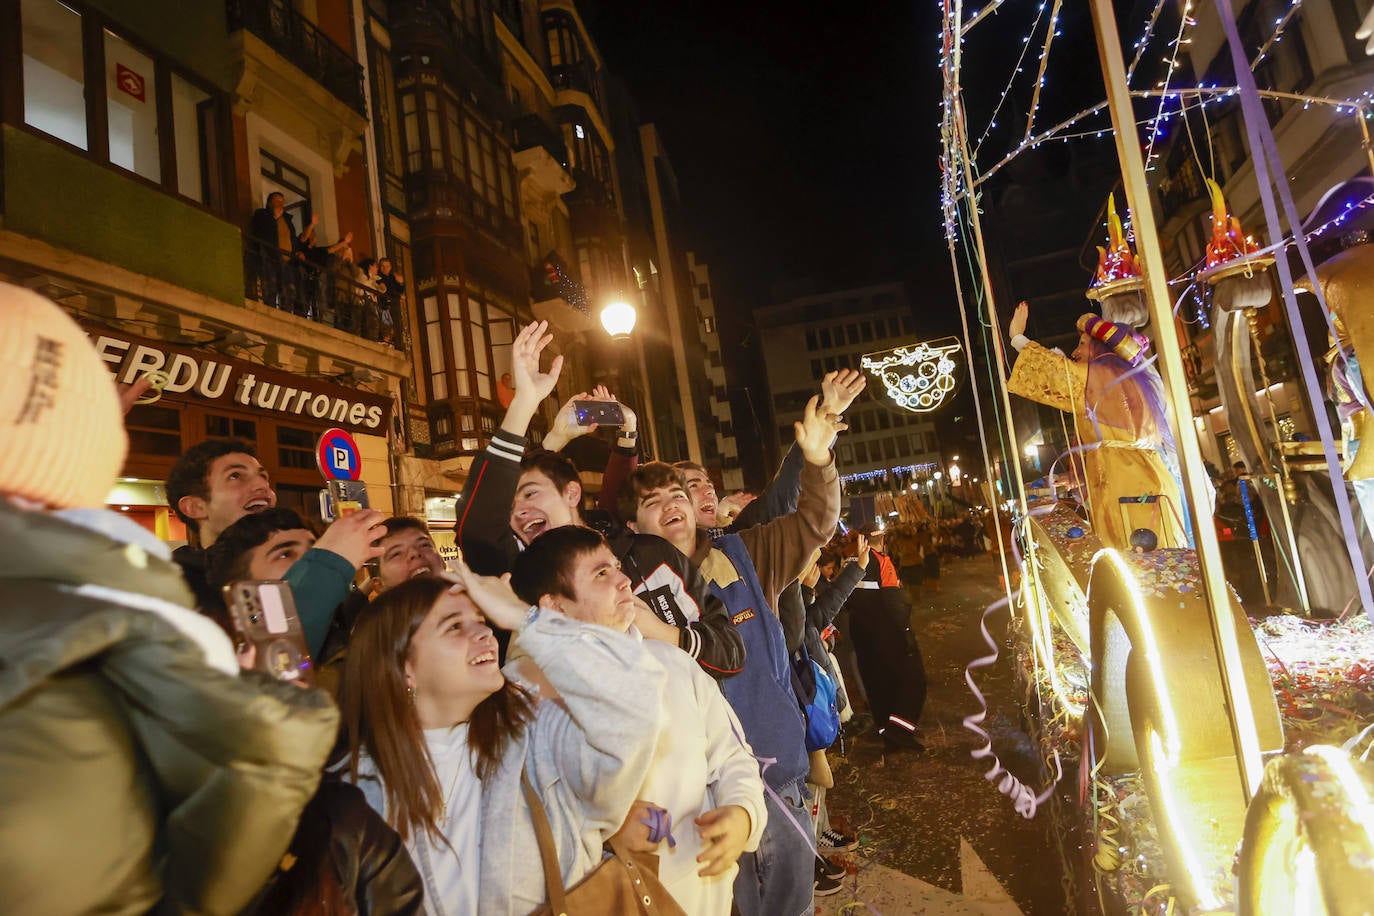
xmin=225 ymin=580 xmax=314 ymax=685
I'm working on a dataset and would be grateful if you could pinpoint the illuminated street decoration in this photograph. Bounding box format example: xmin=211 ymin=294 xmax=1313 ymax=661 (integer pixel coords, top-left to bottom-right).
xmin=861 ymin=337 xmax=963 ymax=413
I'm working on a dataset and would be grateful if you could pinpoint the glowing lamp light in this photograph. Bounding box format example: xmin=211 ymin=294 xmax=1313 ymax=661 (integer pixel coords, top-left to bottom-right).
xmin=1025 ymin=443 xmax=1039 ymax=458
xmin=934 ymin=471 xmax=944 ymax=480
xmin=600 ymin=300 xmax=637 ymax=339
xmin=949 ymin=464 xmax=962 ymax=481
xmin=860 ymin=336 xmax=963 ymax=413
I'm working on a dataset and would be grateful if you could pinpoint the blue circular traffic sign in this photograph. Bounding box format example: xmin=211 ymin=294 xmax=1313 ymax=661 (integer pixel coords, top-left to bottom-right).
xmin=317 ymin=428 xmax=362 ymax=480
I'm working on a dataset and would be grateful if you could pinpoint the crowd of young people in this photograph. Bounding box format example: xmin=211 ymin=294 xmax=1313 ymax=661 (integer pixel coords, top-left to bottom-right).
xmin=1 ymin=287 xmax=929 ymax=915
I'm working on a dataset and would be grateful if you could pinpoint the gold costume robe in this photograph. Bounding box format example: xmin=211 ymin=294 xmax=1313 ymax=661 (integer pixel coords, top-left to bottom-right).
xmin=1008 ymin=342 xmax=1187 ymax=551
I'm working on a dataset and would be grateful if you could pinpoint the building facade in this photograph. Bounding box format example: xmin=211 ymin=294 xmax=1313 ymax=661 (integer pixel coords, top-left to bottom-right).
xmin=687 ymin=252 xmax=742 ymax=490
xmin=2 ymin=0 xmax=720 ymax=543
xmin=755 ymin=282 xmax=941 ymax=486
xmin=2 ymin=0 xmax=411 ymax=539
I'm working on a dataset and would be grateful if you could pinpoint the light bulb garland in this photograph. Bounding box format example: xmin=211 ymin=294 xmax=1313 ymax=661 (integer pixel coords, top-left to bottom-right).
xmin=972 ymin=0 xmax=1053 ymax=161
xmin=1144 ymin=0 xmax=1197 ymax=172
xmin=1251 ymin=0 xmax=1305 ymax=70
xmin=1022 ymin=0 xmax=1065 ymax=146
xmin=1127 ymin=0 xmax=1169 ymax=84
xmin=860 ymin=337 xmax=965 ymax=413
xmin=840 ymin=462 xmax=940 ymax=486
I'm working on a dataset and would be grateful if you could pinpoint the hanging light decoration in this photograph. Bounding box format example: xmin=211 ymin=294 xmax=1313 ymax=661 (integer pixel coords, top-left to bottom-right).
xmin=861 ymin=337 xmax=964 ymax=413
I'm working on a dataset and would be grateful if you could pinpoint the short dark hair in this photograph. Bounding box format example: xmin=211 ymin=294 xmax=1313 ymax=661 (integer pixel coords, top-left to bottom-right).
xmin=266 ymin=191 xmax=285 ymax=204
xmin=167 ymin=439 xmax=258 ymax=531
xmin=672 ymin=460 xmax=708 ymax=478
xmin=382 ymin=516 xmax=430 ymax=539
xmin=519 ymin=449 xmax=581 ymax=495
xmin=509 ymin=525 xmax=606 ymax=607
xmin=358 ymin=257 xmax=377 ymax=273
xmin=205 ymin=507 xmax=308 ymax=589
xmin=617 ymin=461 xmax=686 ymax=525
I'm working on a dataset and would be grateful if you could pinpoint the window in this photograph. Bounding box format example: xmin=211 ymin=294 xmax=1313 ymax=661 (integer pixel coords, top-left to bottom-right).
xmin=819 ymin=328 xmax=832 ymax=349
xmin=469 ymin=294 xmax=490 ymax=399
xmin=277 ymin=425 xmax=316 ymax=470
xmin=447 ymin=292 xmax=471 ymax=397
xmin=22 ymin=0 xmax=87 ymax=150
xmin=810 ymin=359 xmax=822 ymax=377
xmin=372 ymin=47 xmax=403 ymax=178
xmin=19 ymin=1 xmax=222 ymax=208
xmin=401 ymin=92 xmax=420 ymax=172
xmin=488 ymin=309 xmax=515 ymax=397
xmin=846 ymin=325 xmax=859 ymax=345
xmin=861 ymin=322 xmax=873 ymax=342
xmin=423 ymin=91 xmax=443 ymax=170
xmin=260 ymin=150 xmax=312 ymax=231
xmin=205 ymin=414 xmax=256 ymax=440
xmin=125 ymin=404 xmax=182 ymax=456
xmin=170 ymin=75 xmax=212 ymax=203
xmin=424 ymin=295 xmax=448 ymax=400
xmin=805 ymin=329 xmax=817 ymax=350
xmin=445 ymin=101 xmax=464 ymax=176
xmin=703 ymin=316 xmax=715 ymax=334
xmin=104 ymin=30 xmax=159 ymax=183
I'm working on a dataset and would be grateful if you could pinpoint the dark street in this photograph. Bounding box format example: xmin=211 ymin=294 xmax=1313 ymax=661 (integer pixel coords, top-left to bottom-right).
xmin=822 ymin=552 xmax=1071 ymax=915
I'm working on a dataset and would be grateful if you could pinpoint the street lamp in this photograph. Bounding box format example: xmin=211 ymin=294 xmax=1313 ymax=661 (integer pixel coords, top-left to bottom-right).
xmin=600 ymin=300 xmax=637 ymax=340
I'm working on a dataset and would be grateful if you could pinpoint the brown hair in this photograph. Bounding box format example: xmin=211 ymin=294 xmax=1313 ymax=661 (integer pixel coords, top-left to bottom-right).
xmin=340 ymin=576 xmax=532 ymax=842
xmin=509 ymin=524 xmax=607 ymax=606
xmin=671 ymin=460 xmax=707 ymax=477
xmin=519 ymin=449 xmax=582 ymax=495
xmin=616 ymin=461 xmax=687 ymax=525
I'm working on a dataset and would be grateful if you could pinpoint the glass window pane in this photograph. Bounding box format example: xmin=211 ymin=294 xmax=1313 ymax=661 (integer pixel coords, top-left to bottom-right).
xmin=170 ymin=74 xmax=210 ymax=202
xmin=465 ymin=122 xmax=482 ymax=188
xmin=471 ymin=315 xmax=488 ymax=375
xmin=22 ymin=0 xmax=87 ymax=150
xmin=424 ymin=92 xmax=442 ymax=170
xmin=446 ymin=104 xmax=463 ymax=174
xmin=401 ymin=93 xmax=420 ymax=172
xmin=104 ymin=30 xmax=160 ymax=182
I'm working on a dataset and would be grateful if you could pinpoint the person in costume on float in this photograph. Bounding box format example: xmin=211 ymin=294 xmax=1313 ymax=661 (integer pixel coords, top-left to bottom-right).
xmin=1007 ymin=301 xmax=1188 ymax=551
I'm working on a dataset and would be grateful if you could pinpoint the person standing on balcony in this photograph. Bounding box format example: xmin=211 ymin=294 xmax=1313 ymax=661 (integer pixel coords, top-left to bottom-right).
xmin=248 ymin=192 xmax=304 ymax=311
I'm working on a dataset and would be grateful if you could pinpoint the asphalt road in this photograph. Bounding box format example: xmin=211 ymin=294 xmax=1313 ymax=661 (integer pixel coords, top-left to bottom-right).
xmin=820 ymin=551 xmax=1073 ymax=915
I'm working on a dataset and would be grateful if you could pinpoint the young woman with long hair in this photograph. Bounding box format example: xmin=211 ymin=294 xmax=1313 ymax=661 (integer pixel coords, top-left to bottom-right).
xmin=340 ymin=561 xmax=668 ymax=916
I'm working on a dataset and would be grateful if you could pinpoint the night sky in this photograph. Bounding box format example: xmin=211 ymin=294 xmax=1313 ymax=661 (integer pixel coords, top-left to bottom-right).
xmin=583 ymin=0 xmax=948 ymax=313
xmin=581 ymin=0 xmax=1116 ymax=483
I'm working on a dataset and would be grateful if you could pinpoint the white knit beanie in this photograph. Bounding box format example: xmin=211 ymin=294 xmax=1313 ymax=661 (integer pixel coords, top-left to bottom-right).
xmin=0 ymin=282 xmax=127 ymax=509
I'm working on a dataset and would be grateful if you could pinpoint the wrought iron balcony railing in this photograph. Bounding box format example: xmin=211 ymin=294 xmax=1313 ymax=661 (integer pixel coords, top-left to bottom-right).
xmin=242 ymin=235 xmax=401 ymax=348
xmin=227 ymin=0 xmax=367 ymax=116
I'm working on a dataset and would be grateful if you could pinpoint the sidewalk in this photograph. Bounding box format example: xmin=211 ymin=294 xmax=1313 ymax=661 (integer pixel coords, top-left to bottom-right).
xmin=820 ymin=552 xmax=1069 ymax=915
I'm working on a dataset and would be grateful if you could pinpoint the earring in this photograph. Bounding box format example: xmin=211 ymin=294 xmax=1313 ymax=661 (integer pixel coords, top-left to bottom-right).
xmin=406 ymin=684 xmax=417 ymax=703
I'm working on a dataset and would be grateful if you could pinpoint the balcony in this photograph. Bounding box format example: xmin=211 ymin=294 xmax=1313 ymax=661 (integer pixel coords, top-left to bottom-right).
xmin=549 ymin=63 xmax=601 ymax=109
xmin=242 ymin=235 xmax=402 ymax=348
xmin=513 ymin=115 xmax=574 ymax=197
xmin=531 ymin=253 xmax=593 ymax=334
xmin=227 ymin=0 xmax=366 ymax=116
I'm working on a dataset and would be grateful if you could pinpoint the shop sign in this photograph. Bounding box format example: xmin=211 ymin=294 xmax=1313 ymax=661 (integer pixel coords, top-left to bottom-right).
xmin=87 ymin=326 xmax=392 ymax=436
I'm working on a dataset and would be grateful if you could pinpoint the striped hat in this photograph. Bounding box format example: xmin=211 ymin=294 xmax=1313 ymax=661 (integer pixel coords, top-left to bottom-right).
xmin=0 ymin=282 xmax=127 ymax=508
xmin=1077 ymin=313 xmax=1147 ymax=365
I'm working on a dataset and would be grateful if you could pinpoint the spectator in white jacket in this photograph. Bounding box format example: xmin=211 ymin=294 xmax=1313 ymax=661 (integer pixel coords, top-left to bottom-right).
xmin=509 ymin=525 xmax=767 ymax=915
xmin=341 ymin=561 xmax=668 ymax=916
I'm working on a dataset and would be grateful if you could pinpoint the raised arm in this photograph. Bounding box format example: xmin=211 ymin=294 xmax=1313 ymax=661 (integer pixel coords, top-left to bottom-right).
xmin=456 ymin=321 xmax=563 ymax=574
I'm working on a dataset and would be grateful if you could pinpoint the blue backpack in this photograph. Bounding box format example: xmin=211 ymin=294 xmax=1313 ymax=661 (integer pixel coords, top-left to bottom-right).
xmin=790 ymin=644 xmax=840 ymax=752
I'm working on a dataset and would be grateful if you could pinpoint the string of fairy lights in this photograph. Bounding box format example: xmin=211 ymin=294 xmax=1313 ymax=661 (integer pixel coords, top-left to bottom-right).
xmin=1143 ymin=0 xmax=1197 ymax=171
xmin=1022 ymin=0 xmax=1064 ymax=145
xmin=1251 ymin=0 xmax=1305 ymax=70
xmin=1126 ymin=0 xmax=1169 ymax=83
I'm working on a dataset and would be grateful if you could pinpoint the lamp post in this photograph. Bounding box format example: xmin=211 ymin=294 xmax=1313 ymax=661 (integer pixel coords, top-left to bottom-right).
xmin=600 ymin=298 xmax=660 ymax=458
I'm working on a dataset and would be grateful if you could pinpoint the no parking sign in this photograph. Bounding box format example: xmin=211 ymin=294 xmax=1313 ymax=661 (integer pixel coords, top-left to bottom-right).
xmin=316 ymin=428 xmax=362 ymax=481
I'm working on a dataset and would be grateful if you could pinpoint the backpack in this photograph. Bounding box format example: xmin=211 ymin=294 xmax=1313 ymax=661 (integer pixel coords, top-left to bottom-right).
xmin=790 ymin=644 xmax=840 ymax=752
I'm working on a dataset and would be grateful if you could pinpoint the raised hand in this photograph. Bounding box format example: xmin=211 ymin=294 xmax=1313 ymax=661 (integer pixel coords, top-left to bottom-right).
xmin=445 ymin=557 xmax=537 ymax=632
xmin=854 ymin=532 xmax=871 ymax=569
xmin=542 ymin=390 xmax=593 ymax=452
xmin=314 ymin=508 xmax=387 ymax=570
xmin=820 ymin=368 xmax=867 ymax=416
xmin=510 ymin=320 xmax=564 ymax=407
xmin=794 ymin=395 xmax=846 ymax=465
xmin=1010 ymin=300 xmax=1029 ymax=340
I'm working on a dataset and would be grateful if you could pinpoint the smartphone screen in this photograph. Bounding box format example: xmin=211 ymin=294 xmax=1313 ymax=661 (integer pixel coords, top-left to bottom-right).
xmin=573 ymin=399 xmax=625 ymax=427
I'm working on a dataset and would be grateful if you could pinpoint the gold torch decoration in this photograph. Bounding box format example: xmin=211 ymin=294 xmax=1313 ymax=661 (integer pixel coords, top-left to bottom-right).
xmin=1199 ymin=178 xmax=1275 ymax=312
xmin=860 ymin=337 xmax=963 ymax=413
xmin=1085 ymin=194 xmax=1150 ymax=328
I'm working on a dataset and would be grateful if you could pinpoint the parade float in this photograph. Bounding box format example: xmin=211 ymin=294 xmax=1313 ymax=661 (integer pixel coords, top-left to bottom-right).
xmin=928 ymin=0 xmax=1374 ymax=911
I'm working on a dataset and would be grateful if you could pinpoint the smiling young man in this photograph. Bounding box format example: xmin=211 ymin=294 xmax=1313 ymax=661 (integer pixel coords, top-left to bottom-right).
xmin=508 ymin=526 xmax=765 ymax=915
xmin=620 ymin=394 xmax=844 ymax=916
xmin=454 ymin=321 xmax=744 ymax=679
xmin=203 ymin=506 xmax=385 ymax=660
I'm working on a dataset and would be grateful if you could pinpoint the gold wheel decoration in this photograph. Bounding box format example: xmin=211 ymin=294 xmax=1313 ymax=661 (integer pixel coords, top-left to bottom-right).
xmin=1239 ymin=746 xmax=1374 ymax=915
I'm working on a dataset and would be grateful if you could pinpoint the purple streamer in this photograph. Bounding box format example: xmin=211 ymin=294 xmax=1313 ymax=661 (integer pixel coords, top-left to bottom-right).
xmin=1213 ymin=0 xmax=1374 ymax=620
xmin=640 ymin=806 xmax=677 ymax=849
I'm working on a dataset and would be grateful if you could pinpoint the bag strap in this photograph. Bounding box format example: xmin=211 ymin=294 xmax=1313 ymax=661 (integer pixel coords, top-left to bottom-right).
xmin=520 ymin=767 xmax=570 ymax=915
